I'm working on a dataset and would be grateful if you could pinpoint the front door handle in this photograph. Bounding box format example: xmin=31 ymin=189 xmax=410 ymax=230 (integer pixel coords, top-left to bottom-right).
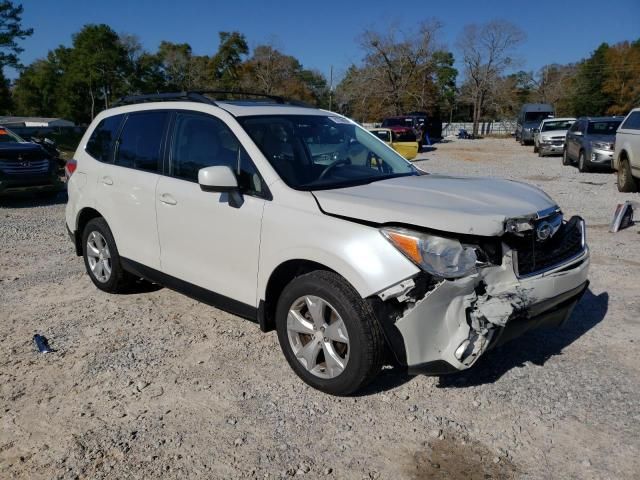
xmin=159 ymin=193 xmax=177 ymax=206
xmin=101 ymin=176 xmax=113 ymax=186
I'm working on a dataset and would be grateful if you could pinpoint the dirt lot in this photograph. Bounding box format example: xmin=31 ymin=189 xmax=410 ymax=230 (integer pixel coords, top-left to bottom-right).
xmin=1 ymin=137 xmax=639 ymax=479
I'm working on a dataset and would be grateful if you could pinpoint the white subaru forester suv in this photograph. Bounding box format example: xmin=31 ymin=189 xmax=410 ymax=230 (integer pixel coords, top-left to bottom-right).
xmin=66 ymin=92 xmax=590 ymax=395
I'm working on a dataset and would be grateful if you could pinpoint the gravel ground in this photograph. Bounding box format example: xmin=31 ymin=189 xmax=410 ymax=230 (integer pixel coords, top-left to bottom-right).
xmin=1 ymin=137 xmax=639 ymax=479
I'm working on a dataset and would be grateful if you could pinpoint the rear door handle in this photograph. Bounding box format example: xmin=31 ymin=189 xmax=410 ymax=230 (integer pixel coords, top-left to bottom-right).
xmin=159 ymin=193 xmax=177 ymax=205
xmin=101 ymin=176 xmax=113 ymax=186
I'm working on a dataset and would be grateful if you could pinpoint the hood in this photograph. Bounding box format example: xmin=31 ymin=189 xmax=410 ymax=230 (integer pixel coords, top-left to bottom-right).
xmin=0 ymin=142 xmax=43 ymax=153
xmin=312 ymin=174 xmax=557 ymax=237
xmin=0 ymin=142 xmax=48 ymax=161
xmin=388 ymin=126 xmax=414 ymax=133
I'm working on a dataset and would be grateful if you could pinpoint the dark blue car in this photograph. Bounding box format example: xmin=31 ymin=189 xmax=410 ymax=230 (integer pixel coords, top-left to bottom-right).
xmin=0 ymin=126 xmax=64 ymax=196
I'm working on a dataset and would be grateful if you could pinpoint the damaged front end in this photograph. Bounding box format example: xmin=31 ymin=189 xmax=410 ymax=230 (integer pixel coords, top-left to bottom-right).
xmin=370 ymin=213 xmax=590 ymax=375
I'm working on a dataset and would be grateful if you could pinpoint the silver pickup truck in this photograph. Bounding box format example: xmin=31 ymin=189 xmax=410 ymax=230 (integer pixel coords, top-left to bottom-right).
xmin=533 ymin=118 xmax=575 ymax=157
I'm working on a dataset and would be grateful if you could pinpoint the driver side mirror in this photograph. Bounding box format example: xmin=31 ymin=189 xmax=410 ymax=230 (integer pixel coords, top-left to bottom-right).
xmin=198 ymin=165 xmax=238 ymax=192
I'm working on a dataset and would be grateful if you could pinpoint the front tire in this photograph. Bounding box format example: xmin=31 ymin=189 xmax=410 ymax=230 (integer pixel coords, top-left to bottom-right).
xmin=82 ymin=217 xmax=133 ymax=293
xmin=562 ymin=148 xmax=571 ymax=166
xmin=275 ymin=271 xmax=384 ymax=396
xmin=578 ymin=151 xmax=590 ymax=172
xmin=617 ymin=158 xmax=639 ymax=192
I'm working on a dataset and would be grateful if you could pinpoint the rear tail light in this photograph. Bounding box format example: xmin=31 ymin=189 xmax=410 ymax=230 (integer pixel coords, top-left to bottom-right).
xmin=65 ymin=159 xmax=77 ymax=179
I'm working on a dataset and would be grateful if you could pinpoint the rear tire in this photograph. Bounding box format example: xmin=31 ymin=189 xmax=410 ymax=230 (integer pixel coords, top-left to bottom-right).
xmin=533 ymin=144 xmax=538 ymax=153
xmin=82 ymin=217 xmax=134 ymax=293
xmin=617 ymin=158 xmax=638 ymax=192
xmin=275 ymin=271 xmax=384 ymax=396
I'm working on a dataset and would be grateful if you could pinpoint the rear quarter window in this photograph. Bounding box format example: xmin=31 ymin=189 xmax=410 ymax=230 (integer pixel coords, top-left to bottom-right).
xmin=85 ymin=114 xmax=124 ymax=162
xmin=114 ymin=111 xmax=168 ymax=173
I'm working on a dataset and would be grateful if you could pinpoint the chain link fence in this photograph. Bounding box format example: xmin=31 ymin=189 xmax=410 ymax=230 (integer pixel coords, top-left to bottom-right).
xmin=441 ymin=120 xmax=517 ymax=137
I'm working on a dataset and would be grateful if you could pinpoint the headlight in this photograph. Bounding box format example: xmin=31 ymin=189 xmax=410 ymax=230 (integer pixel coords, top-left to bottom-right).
xmin=591 ymin=141 xmax=613 ymax=151
xmin=540 ymin=137 xmax=552 ymax=144
xmin=381 ymin=227 xmax=478 ymax=278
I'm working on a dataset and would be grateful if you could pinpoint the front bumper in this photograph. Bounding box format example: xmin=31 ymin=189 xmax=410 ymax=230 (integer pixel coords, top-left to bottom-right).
xmin=383 ymin=238 xmax=590 ymax=375
xmin=589 ymin=148 xmax=614 ymax=167
xmin=539 ymin=142 xmax=565 ymax=155
xmin=0 ymin=174 xmax=65 ymax=196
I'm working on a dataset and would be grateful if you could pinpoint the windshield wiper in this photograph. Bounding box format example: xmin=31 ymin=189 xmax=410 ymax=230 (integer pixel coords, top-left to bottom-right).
xmin=306 ymin=172 xmax=418 ymax=191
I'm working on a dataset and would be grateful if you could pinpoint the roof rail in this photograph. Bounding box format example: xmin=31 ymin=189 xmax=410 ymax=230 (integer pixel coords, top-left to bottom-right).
xmin=112 ymin=90 xmax=315 ymax=108
xmin=196 ymin=90 xmax=314 ymax=108
xmin=112 ymin=91 xmax=216 ymax=107
xmin=195 ymin=90 xmax=286 ymax=103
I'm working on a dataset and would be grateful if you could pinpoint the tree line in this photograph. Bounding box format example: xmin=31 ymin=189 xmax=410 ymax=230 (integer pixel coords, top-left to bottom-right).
xmin=478 ymin=36 xmax=640 ymax=134
xmin=0 ymin=1 xmax=638 ymax=135
xmin=9 ymin=25 xmax=330 ymax=124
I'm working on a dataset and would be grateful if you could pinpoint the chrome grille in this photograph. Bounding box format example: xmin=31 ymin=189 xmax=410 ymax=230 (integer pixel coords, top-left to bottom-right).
xmin=509 ymin=216 xmax=586 ymax=278
xmin=0 ymin=158 xmax=50 ymax=175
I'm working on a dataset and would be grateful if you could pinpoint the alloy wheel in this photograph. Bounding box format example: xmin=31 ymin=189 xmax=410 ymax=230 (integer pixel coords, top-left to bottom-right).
xmin=286 ymin=295 xmax=349 ymax=379
xmin=86 ymin=231 xmax=112 ymax=283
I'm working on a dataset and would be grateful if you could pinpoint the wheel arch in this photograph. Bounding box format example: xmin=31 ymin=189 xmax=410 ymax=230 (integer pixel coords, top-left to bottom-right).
xmin=259 ymin=259 xmax=339 ymax=332
xmin=616 ymin=148 xmax=629 ymax=170
xmin=72 ymin=207 xmax=104 ymax=256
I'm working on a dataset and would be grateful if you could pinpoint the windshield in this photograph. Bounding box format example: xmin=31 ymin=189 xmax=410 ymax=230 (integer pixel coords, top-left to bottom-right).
xmin=239 ymin=115 xmax=418 ymax=190
xmin=393 ymin=130 xmax=417 ymax=142
xmin=587 ymin=120 xmax=621 ymax=135
xmin=542 ymin=120 xmax=574 ymax=132
xmin=381 ymin=117 xmax=415 ymax=128
xmin=524 ymin=112 xmax=553 ymax=123
xmin=0 ymin=127 xmax=25 ymax=143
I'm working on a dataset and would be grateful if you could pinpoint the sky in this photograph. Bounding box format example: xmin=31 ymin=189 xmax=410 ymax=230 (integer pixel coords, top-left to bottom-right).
xmin=10 ymin=0 xmax=640 ymax=82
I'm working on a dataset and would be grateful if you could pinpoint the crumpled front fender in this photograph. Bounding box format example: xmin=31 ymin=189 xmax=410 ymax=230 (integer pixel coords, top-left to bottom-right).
xmin=390 ymin=246 xmax=590 ymax=373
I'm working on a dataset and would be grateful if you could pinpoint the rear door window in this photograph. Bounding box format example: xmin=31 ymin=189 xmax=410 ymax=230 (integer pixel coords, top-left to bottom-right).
xmin=86 ymin=114 xmax=124 ymax=162
xmin=621 ymin=112 xmax=640 ymax=130
xmin=114 ymin=111 xmax=168 ymax=173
